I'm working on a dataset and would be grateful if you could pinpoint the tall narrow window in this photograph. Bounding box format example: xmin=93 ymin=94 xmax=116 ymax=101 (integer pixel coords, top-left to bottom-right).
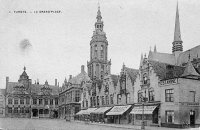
xmin=110 ymin=95 xmax=113 ymax=104
xmin=149 ymin=90 xmax=154 ymax=102
xmin=189 ymin=91 xmax=195 ymax=102
xmin=55 ymin=98 xmax=58 ymax=105
xmin=8 ymin=98 xmax=12 ymax=104
xmin=166 ymin=111 xmax=174 ymax=123
xmin=95 ymin=45 xmax=98 ymax=58
xmin=97 ymin=96 xmax=99 ymax=106
xmin=105 ymin=95 xmax=109 ymax=105
xmin=127 ymin=94 xmax=131 ymax=104
xmin=101 ymin=45 xmax=104 ymax=58
xmin=102 ymin=96 xmax=104 ymax=105
xmin=14 ymin=98 xmax=18 ymax=105
xmin=165 ymin=89 xmax=174 ymax=102
xmin=138 ymin=92 xmax=143 ymax=103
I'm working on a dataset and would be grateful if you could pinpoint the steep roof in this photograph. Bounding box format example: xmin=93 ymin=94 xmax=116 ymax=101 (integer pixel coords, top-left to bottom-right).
xmin=177 ymin=45 xmax=200 ymax=66
xmin=181 ymin=61 xmax=200 ymax=78
xmin=148 ymin=60 xmax=185 ymax=80
xmin=148 ymin=51 xmax=176 ymax=65
xmin=111 ymin=74 xmax=118 ymax=86
xmin=124 ymin=67 xmax=139 ymax=85
xmin=68 ymin=71 xmax=91 ymax=85
xmin=6 ymin=82 xmax=59 ymax=96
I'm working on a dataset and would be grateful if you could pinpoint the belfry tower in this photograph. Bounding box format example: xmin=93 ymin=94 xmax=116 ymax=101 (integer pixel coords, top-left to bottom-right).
xmin=87 ymin=4 xmax=111 ymax=81
xmin=172 ymin=2 xmax=183 ymax=58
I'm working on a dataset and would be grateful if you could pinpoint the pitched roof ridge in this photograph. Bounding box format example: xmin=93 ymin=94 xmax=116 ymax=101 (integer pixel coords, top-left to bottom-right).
xmin=181 ymin=61 xmax=200 ymax=77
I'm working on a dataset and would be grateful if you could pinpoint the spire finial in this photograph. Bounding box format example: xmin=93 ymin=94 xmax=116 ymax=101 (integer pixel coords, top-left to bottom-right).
xmin=96 ymin=2 xmax=102 ymax=22
xmin=23 ymin=66 xmax=26 ymax=71
xmin=174 ymin=1 xmax=181 ymax=42
xmin=154 ymin=45 xmax=157 ymax=52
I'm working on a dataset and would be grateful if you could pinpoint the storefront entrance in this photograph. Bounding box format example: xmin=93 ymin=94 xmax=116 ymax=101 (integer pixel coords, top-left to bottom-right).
xmin=190 ymin=111 xmax=195 ymax=126
xmin=32 ymin=109 xmax=38 ymax=117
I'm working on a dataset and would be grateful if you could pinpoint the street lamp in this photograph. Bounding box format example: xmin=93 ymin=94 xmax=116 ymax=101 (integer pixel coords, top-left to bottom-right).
xmin=141 ymin=90 xmax=147 ymax=130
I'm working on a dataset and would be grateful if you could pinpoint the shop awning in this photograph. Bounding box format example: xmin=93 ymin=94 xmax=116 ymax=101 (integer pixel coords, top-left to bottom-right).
xmin=76 ymin=109 xmax=87 ymax=115
xmin=130 ymin=105 xmax=157 ymax=114
xmin=91 ymin=107 xmax=112 ymax=114
xmin=82 ymin=108 xmax=97 ymax=115
xmin=106 ymin=105 xmax=131 ymax=116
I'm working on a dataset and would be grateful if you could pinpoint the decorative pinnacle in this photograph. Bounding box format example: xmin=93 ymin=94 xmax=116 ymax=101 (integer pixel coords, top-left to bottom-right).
xmin=96 ymin=2 xmax=102 ymax=21
xmin=23 ymin=66 xmax=26 ymax=71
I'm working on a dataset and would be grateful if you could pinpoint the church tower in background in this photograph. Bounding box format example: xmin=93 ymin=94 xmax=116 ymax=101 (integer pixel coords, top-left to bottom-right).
xmin=172 ymin=2 xmax=183 ymax=59
xmin=87 ymin=4 xmax=111 ymax=81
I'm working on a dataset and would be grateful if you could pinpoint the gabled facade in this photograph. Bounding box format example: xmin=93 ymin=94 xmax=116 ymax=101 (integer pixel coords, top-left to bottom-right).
xmin=5 ymin=67 xmax=59 ymax=118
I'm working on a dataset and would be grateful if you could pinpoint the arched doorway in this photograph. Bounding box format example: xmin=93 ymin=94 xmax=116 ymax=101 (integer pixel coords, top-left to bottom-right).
xmin=53 ymin=110 xmax=58 ymax=118
xmin=32 ymin=109 xmax=38 ymax=117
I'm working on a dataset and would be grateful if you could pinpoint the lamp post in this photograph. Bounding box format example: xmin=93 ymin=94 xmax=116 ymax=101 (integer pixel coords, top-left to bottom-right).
xmin=141 ymin=90 xmax=147 ymax=130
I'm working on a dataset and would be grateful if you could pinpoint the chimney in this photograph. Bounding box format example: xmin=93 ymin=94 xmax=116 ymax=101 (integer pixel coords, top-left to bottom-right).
xmin=69 ymin=75 xmax=72 ymax=79
xmin=81 ymin=65 xmax=85 ymax=73
xmin=6 ymin=77 xmax=9 ymax=90
xmin=37 ymin=79 xmax=39 ymax=85
xmin=55 ymin=79 xmax=57 ymax=86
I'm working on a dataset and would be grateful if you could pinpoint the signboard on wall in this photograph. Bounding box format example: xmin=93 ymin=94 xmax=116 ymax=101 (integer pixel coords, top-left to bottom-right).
xmin=159 ymin=78 xmax=178 ymax=86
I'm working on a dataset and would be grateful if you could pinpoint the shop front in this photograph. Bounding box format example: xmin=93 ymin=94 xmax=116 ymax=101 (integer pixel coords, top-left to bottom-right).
xmin=130 ymin=104 xmax=159 ymax=126
xmin=76 ymin=108 xmax=97 ymax=121
xmin=91 ymin=107 xmax=112 ymax=123
xmin=106 ymin=105 xmax=132 ymax=124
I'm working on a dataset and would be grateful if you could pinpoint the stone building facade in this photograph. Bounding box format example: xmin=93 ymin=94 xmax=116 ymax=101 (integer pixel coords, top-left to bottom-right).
xmin=5 ymin=67 xmax=59 ymax=118
xmin=59 ymin=65 xmax=91 ymax=120
xmin=131 ymin=3 xmax=200 ymax=128
xmin=0 ymin=89 xmax=5 ymax=117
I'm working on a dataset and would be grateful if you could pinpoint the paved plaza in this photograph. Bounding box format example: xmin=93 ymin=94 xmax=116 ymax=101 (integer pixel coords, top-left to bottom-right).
xmin=0 ymin=118 xmax=198 ymax=130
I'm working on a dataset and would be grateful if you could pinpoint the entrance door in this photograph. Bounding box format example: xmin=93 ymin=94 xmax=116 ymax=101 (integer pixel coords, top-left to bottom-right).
xmin=190 ymin=111 xmax=195 ymax=126
xmin=32 ymin=109 xmax=38 ymax=117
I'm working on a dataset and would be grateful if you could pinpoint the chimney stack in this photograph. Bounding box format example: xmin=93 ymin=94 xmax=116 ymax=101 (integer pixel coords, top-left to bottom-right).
xmin=81 ymin=65 xmax=85 ymax=73
xmin=69 ymin=75 xmax=72 ymax=79
xmin=55 ymin=79 xmax=57 ymax=86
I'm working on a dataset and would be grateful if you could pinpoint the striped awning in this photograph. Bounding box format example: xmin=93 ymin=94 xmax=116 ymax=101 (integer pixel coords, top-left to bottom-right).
xmin=91 ymin=107 xmax=112 ymax=114
xmin=130 ymin=105 xmax=157 ymax=114
xmin=106 ymin=105 xmax=131 ymax=116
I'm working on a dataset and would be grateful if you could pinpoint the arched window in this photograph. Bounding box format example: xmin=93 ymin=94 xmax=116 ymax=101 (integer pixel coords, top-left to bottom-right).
xmin=101 ymin=45 xmax=104 ymax=58
xmin=95 ymin=45 xmax=98 ymax=58
xmin=143 ymin=73 xmax=148 ymax=84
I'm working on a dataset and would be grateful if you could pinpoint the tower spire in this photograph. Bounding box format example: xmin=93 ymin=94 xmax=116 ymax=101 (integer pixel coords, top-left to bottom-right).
xmin=174 ymin=1 xmax=181 ymax=42
xmin=172 ymin=1 xmax=183 ymax=55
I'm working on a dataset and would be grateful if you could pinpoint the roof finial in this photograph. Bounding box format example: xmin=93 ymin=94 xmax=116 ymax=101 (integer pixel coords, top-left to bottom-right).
xmin=154 ymin=45 xmax=157 ymax=52
xmin=188 ymin=50 xmax=191 ymax=61
xmin=23 ymin=66 xmax=26 ymax=71
xmin=96 ymin=1 xmax=102 ymax=21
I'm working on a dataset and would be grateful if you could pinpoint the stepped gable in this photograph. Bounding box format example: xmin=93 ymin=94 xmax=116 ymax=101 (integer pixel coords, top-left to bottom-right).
xmin=124 ymin=67 xmax=139 ymax=85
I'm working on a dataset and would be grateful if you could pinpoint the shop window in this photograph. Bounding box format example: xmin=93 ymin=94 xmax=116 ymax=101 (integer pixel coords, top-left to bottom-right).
xmin=44 ymin=109 xmax=49 ymax=114
xmin=8 ymin=98 xmax=12 ymax=104
xmin=136 ymin=114 xmax=142 ymax=120
xmin=14 ymin=98 xmax=18 ymax=105
xmin=8 ymin=107 xmax=12 ymax=113
xmin=166 ymin=111 xmax=174 ymax=123
xmin=165 ymin=89 xmax=174 ymax=102
xmin=149 ymin=91 xmax=154 ymax=102
xmin=33 ymin=98 xmax=37 ymax=105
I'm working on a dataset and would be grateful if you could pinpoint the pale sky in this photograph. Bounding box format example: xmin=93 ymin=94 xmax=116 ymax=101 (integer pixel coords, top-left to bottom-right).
xmin=0 ymin=0 xmax=200 ymax=88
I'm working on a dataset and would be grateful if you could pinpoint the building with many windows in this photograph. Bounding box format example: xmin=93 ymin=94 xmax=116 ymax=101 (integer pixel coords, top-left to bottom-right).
xmin=131 ymin=3 xmax=200 ymax=128
xmin=59 ymin=65 xmax=91 ymax=120
xmin=5 ymin=67 xmax=59 ymax=118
